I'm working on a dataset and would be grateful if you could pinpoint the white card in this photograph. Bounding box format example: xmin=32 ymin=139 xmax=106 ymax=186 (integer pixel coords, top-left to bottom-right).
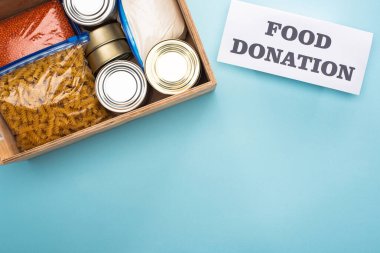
xmin=218 ymin=0 xmax=373 ymax=95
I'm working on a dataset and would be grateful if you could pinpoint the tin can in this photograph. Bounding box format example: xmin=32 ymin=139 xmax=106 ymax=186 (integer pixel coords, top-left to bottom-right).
xmin=63 ymin=0 xmax=116 ymax=27
xmin=86 ymin=23 xmax=126 ymax=54
xmin=95 ymin=61 xmax=148 ymax=113
xmin=85 ymin=23 xmax=132 ymax=74
xmin=145 ymin=40 xmax=201 ymax=95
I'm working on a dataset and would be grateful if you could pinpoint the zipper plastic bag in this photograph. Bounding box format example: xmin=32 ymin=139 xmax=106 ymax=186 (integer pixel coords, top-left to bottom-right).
xmin=0 ymin=0 xmax=89 ymax=76
xmin=0 ymin=44 xmax=111 ymax=151
xmin=0 ymin=0 xmax=75 ymax=70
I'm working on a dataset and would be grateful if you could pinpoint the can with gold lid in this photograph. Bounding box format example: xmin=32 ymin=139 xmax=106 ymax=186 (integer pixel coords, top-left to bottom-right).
xmin=85 ymin=23 xmax=132 ymax=74
xmin=95 ymin=60 xmax=148 ymax=113
xmin=86 ymin=23 xmax=126 ymax=54
xmin=145 ymin=39 xmax=201 ymax=95
xmin=63 ymin=0 xmax=116 ymax=27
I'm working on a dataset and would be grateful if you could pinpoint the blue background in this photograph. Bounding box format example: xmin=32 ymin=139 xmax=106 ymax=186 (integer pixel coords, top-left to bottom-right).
xmin=1 ymin=0 xmax=379 ymax=252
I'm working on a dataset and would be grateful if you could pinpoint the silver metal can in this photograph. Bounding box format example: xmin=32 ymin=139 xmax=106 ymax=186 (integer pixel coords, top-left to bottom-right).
xmin=95 ymin=61 xmax=148 ymax=113
xmin=63 ymin=0 xmax=116 ymax=27
xmin=145 ymin=39 xmax=201 ymax=95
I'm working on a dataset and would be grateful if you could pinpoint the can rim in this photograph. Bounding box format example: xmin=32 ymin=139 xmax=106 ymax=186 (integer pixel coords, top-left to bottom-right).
xmin=145 ymin=39 xmax=201 ymax=95
xmin=63 ymin=0 xmax=116 ymax=27
xmin=96 ymin=61 xmax=147 ymax=113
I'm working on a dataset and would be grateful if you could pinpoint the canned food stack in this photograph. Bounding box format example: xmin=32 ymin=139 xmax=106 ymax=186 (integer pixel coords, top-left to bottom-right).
xmin=85 ymin=23 xmax=132 ymax=74
xmin=63 ymin=0 xmax=201 ymax=113
xmin=0 ymin=0 xmax=203 ymax=153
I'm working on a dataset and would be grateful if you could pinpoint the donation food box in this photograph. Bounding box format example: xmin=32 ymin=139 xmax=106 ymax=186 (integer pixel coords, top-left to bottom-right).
xmin=0 ymin=0 xmax=216 ymax=165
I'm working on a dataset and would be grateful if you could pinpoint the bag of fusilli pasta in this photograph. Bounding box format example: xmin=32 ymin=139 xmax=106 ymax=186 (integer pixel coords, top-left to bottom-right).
xmin=0 ymin=44 xmax=111 ymax=151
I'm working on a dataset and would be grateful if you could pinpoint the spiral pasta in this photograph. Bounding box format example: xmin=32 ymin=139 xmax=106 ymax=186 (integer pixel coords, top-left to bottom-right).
xmin=0 ymin=46 xmax=111 ymax=151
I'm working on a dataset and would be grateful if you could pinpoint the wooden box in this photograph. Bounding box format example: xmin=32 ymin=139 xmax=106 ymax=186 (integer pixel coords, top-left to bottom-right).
xmin=0 ymin=0 xmax=217 ymax=165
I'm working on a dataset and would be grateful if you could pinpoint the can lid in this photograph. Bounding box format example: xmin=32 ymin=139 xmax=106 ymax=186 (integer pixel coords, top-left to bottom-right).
xmin=96 ymin=61 xmax=147 ymax=113
xmin=145 ymin=40 xmax=201 ymax=95
xmin=86 ymin=23 xmax=126 ymax=56
xmin=63 ymin=0 xmax=116 ymax=27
